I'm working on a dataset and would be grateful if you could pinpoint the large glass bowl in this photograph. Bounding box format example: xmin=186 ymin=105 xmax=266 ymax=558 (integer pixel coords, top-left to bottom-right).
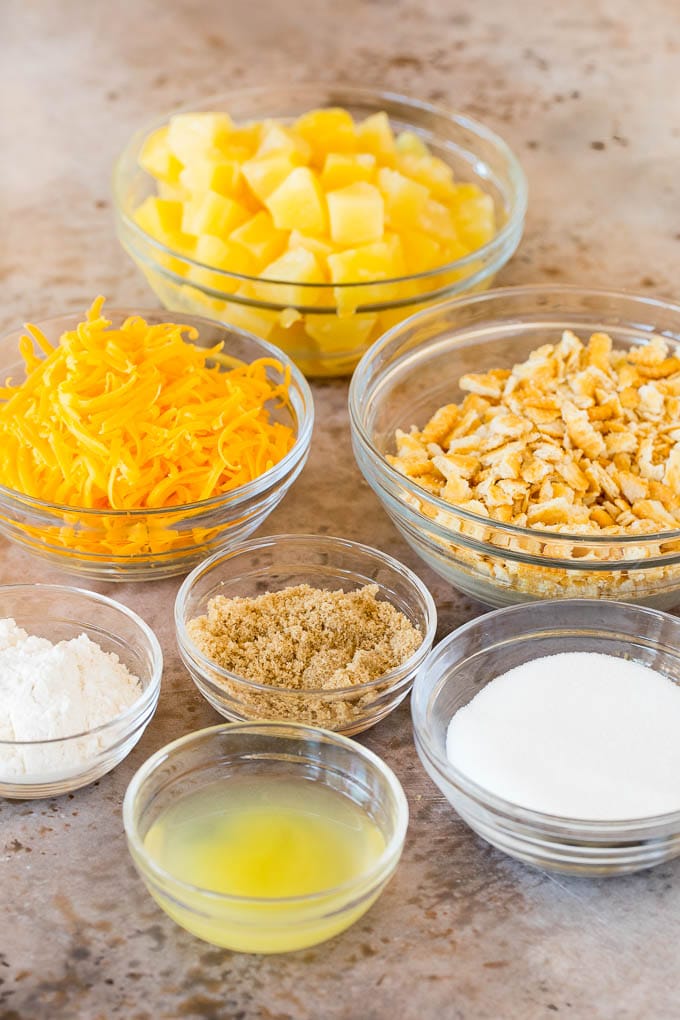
xmin=113 ymin=84 xmax=527 ymax=377
xmin=123 ymin=721 xmax=408 ymax=952
xmin=0 ymin=310 xmax=313 ymax=580
xmin=349 ymin=285 xmax=680 ymax=609
xmin=411 ymin=599 xmax=680 ymax=876
xmin=0 ymin=584 xmax=162 ymax=799
xmin=175 ymin=533 xmax=437 ymax=735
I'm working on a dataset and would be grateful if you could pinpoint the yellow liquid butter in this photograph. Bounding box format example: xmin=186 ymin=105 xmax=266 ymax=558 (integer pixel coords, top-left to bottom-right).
xmin=143 ymin=776 xmax=387 ymax=953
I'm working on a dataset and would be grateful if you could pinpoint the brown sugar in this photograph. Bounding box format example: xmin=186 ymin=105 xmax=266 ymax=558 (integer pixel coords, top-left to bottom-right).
xmin=186 ymin=583 xmax=423 ymax=730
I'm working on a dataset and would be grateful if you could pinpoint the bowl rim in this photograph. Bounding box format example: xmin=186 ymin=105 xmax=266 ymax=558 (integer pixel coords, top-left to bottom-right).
xmin=349 ymin=282 xmax=680 ymax=547
xmin=112 ymin=82 xmax=528 ymax=293
xmin=174 ymin=531 xmax=438 ymax=697
xmin=122 ymin=719 xmax=409 ymax=906
xmin=0 ymin=307 xmax=315 ymax=518
xmin=0 ymin=583 xmax=163 ymax=749
xmin=411 ymin=596 xmax=680 ymax=832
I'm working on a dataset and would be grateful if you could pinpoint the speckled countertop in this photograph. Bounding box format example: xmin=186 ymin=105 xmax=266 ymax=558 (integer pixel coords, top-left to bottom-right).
xmin=2 ymin=2 xmax=680 ymax=1018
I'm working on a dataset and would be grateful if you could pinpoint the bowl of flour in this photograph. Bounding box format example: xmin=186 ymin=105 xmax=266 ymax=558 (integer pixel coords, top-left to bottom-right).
xmin=0 ymin=584 xmax=162 ymax=798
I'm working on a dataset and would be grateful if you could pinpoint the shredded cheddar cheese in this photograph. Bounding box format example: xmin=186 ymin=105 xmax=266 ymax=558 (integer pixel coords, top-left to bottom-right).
xmin=0 ymin=299 xmax=296 ymax=560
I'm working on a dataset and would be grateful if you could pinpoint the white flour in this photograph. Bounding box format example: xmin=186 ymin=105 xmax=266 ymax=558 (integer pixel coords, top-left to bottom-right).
xmin=0 ymin=617 xmax=142 ymax=778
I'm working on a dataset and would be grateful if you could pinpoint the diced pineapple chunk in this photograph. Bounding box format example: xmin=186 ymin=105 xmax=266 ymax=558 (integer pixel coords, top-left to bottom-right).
xmin=400 ymin=229 xmax=443 ymax=273
xmin=356 ymin=112 xmax=396 ymax=161
xmin=327 ymin=182 xmax=384 ymax=247
xmin=420 ymin=198 xmax=457 ymax=241
xmin=265 ymin=167 xmax=328 ymax=234
xmin=134 ymin=196 xmax=184 ymax=236
xmin=396 ymin=130 xmax=429 ymax=157
xmin=189 ymin=234 xmax=257 ymax=292
xmin=139 ymin=127 xmax=183 ymax=184
xmin=328 ymin=236 xmax=405 ymax=314
xmin=304 ymin=312 xmax=377 ymax=353
xmin=179 ymin=158 xmax=241 ymax=197
xmin=256 ymin=123 xmax=312 ymax=162
xmin=227 ymin=122 xmax=263 ymax=154
xmin=260 ymin=248 xmax=326 ymax=307
xmin=320 ymin=153 xmax=376 ymax=190
xmin=396 ymin=153 xmax=456 ymax=201
xmin=230 ymin=211 xmax=288 ymax=268
xmin=327 ymin=236 xmax=404 ymax=284
xmin=294 ymin=108 xmax=357 ymax=160
xmin=288 ymin=230 xmax=336 ymax=258
xmin=167 ymin=112 xmax=234 ymax=164
xmin=241 ymin=152 xmax=301 ymax=203
xmin=181 ymin=191 xmax=249 ymax=237
xmin=222 ymin=297 xmax=277 ymax=339
xmin=377 ymin=168 xmax=429 ymax=229
xmin=452 ymin=190 xmax=496 ymax=249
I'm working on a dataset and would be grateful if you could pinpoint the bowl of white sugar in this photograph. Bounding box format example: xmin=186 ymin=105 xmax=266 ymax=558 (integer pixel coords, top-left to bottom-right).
xmin=411 ymin=598 xmax=680 ymax=876
xmin=0 ymin=584 xmax=162 ymax=798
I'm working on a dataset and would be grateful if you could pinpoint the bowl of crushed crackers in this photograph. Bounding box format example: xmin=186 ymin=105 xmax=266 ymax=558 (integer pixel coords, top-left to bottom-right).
xmin=349 ymin=285 xmax=680 ymax=609
xmin=175 ymin=533 xmax=437 ymax=735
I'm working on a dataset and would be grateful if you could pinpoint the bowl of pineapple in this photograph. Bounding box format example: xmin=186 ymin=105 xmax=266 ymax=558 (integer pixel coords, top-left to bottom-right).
xmin=114 ymin=85 xmax=527 ymax=377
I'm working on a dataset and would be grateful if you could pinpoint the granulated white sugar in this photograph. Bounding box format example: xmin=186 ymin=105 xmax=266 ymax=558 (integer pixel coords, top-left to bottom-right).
xmin=446 ymin=651 xmax=680 ymax=820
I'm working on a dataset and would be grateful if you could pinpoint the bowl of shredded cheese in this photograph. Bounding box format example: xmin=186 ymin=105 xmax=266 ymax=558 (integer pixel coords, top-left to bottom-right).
xmin=0 ymin=583 xmax=162 ymax=799
xmin=350 ymin=285 xmax=680 ymax=608
xmin=175 ymin=533 xmax=437 ymax=735
xmin=0 ymin=301 xmax=314 ymax=579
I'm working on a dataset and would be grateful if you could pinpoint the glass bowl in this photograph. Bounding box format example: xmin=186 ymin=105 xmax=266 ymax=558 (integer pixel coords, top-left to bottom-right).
xmin=0 ymin=584 xmax=162 ymax=799
xmin=0 ymin=309 xmax=313 ymax=581
xmin=411 ymin=598 xmax=680 ymax=876
xmin=113 ymin=84 xmax=527 ymax=377
xmin=175 ymin=533 xmax=437 ymax=735
xmin=349 ymin=284 xmax=680 ymax=609
xmin=123 ymin=721 xmax=408 ymax=952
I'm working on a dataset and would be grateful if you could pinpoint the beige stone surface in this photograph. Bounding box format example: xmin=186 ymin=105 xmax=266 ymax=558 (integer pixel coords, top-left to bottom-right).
xmin=2 ymin=1 xmax=680 ymax=1017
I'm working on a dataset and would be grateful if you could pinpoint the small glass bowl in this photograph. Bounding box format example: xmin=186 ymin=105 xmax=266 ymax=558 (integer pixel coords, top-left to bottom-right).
xmin=113 ymin=84 xmax=527 ymax=377
xmin=411 ymin=598 xmax=680 ymax=876
xmin=0 ymin=309 xmax=313 ymax=580
xmin=0 ymin=584 xmax=162 ymax=799
xmin=175 ymin=533 xmax=437 ymax=735
xmin=123 ymin=721 xmax=408 ymax=952
xmin=349 ymin=284 xmax=680 ymax=609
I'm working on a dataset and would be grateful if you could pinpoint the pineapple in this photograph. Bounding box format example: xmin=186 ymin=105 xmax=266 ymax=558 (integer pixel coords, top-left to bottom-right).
xmin=294 ymin=107 xmax=357 ymax=161
xmin=181 ymin=191 xmax=249 ymax=237
xmin=377 ymin=168 xmax=429 ymax=229
xmin=356 ymin=112 xmax=396 ymax=161
xmin=327 ymin=182 xmax=384 ymax=247
xmin=256 ymin=123 xmax=311 ymax=162
xmin=260 ymin=248 xmax=326 ymax=307
xmin=320 ymin=153 xmax=376 ymax=190
xmin=133 ymin=195 xmax=183 ymax=236
xmin=139 ymin=127 xmax=183 ymax=184
xmin=241 ymin=152 xmax=302 ymax=203
xmin=167 ymin=112 xmax=234 ymax=164
xmin=190 ymin=234 xmax=257 ymax=292
xmin=133 ymin=103 xmax=499 ymax=368
xmin=305 ymin=312 xmax=377 ymax=353
xmin=265 ymin=167 xmax=328 ymax=234
xmin=179 ymin=158 xmax=242 ymax=198
xmin=230 ymin=211 xmax=288 ymax=268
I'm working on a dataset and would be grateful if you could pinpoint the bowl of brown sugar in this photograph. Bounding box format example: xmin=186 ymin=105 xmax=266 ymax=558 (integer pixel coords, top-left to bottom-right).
xmin=175 ymin=534 xmax=437 ymax=735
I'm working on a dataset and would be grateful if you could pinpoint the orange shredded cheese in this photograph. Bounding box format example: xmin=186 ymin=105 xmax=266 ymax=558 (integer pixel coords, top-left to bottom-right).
xmin=0 ymin=298 xmax=295 ymax=519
